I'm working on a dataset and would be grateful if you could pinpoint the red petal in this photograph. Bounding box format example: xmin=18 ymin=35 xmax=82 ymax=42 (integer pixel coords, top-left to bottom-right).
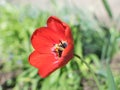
xmin=47 ymin=16 xmax=65 ymax=38
xmin=58 ymin=51 xmax=73 ymax=68
xmin=47 ymin=16 xmax=73 ymax=44
xmin=31 ymin=27 xmax=65 ymax=53
xmin=61 ymin=44 xmax=74 ymax=62
xmin=29 ymin=51 xmax=60 ymax=78
xmin=63 ymin=23 xmax=74 ymax=44
xmin=60 ymin=22 xmax=74 ymax=59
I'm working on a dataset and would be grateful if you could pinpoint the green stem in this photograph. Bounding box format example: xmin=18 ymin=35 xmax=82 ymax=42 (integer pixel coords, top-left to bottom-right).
xmin=74 ymin=54 xmax=101 ymax=90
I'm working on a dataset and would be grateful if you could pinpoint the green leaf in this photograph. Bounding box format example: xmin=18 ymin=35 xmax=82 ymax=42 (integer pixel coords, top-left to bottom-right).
xmin=106 ymin=63 xmax=117 ymax=90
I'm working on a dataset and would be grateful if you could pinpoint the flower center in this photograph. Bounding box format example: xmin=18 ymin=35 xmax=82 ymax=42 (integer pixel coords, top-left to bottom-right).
xmin=53 ymin=40 xmax=67 ymax=57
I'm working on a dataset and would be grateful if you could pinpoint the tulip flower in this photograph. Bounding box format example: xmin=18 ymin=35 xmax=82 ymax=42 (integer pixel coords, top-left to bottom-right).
xmin=29 ymin=16 xmax=74 ymax=78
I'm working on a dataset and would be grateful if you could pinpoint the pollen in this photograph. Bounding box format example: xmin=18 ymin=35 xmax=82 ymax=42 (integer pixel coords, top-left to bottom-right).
xmin=53 ymin=40 xmax=67 ymax=57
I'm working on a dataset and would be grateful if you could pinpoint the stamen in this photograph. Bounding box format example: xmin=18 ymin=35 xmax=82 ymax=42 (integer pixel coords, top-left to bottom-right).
xmin=52 ymin=40 xmax=68 ymax=58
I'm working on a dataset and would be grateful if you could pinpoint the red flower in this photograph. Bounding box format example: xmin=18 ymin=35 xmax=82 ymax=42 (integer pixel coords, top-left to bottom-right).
xmin=29 ymin=16 xmax=74 ymax=78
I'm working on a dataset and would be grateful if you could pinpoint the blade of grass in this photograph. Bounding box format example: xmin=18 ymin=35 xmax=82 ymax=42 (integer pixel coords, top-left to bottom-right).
xmin=102 ymin=0 xmax=113 ymax=19
xmin=74 ymin=54 xmax=102 ymax=90
xmin=106 ymin=63 xmax=117 ymax=90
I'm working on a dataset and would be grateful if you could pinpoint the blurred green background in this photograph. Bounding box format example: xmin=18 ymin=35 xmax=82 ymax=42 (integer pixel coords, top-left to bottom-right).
xmin=0 ymin=0 xmax=120 ymax=90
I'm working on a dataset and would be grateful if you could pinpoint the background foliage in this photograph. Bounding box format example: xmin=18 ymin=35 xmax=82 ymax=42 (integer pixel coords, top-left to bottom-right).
xmin=0 ymin=0 xmax=120 ymax=90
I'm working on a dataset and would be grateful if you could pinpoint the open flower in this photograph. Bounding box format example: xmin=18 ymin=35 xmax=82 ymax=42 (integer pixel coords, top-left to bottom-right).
xmin=29 ymin=16 xmax=74 ymax=78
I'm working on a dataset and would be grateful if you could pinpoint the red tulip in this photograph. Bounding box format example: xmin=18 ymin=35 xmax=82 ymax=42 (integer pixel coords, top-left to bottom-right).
xmin=29 ymin=16 xmax=74 ymax=78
